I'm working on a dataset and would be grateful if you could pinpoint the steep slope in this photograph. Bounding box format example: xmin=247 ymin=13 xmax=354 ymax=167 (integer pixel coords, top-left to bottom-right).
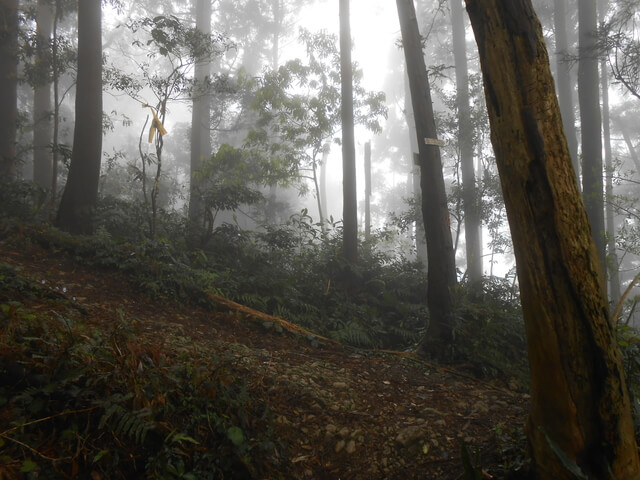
xmin=0 ymin=226 xmax=528 ymax=479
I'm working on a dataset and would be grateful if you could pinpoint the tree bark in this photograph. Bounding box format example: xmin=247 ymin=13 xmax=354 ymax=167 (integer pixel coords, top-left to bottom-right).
xmin=450 ymin=0 xmax=482 ymax=285
xmin=579 ymin=0 xmax=607 ymax=279
xmin=33 ymin=0 xmax=54 ymax=190
xmin=188 ymin=0 xmax=212 ymax=243
xmin=464 ymin=1 xmax=640 ymax=478
xmin=0 ymin=0 xmax=19 ymax=179
xmin=56 ymin=0 xmax=103 ymax=235
xmin=339 ymin=0 xmax=358 ymax=264
xmin=553 ymin=0 xmax=580 ymax=182
xmin=396 ymin=0 xmax=457 ymax=351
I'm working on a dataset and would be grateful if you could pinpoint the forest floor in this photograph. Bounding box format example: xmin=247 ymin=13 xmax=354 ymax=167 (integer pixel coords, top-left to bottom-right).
xmin=0 ymin=230 xmax=530 ymax=480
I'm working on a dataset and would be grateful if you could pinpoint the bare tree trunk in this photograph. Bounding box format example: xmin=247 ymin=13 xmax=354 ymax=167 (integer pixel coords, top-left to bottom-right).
xmin=319 ymin=143 xmax=329 ymax=226
xmin=464 ymin=1 xmax=640 ymax=478
xmin=599 ymin=0 xmax=621 ymax=308
xmin=339 ymin=0 xmax=358 ymax=264
xmin=50 ymin=0 xmax=62 ymax=211
xmin=396 ymin=0 xmax=457 ymax=352
xmin=553 ymin=0 xmax=580 ymax=181
xmin=33 ymin=0 xmax=54 ymax=191
xmin=579 ymin=0 xmax=607 ymax=279
xmin=188 ymin=0 xmax=212 ymax=243
xmin=0 ymin=0 xmax=19 ymax=179
xmin=364 ymin=141 xmax=371 ymax=240
xmin=56 ymin=0 xmax=103 ymax=234
xmin=450 ymin=0 xmax=482 ymax=285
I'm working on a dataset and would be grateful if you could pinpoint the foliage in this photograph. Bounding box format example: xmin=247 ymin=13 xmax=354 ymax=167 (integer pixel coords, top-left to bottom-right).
xmin=246 ymin=29 xmax=387 ymax=216
xmin=601 ymin=0 xmax=640 ymax=101
xmin=0 ymin=264 xmax=277 ymax=479
xmin=0 ymin=179 xmax=48 ymax=223
xmin=198 ymin=211 xmax=427 ymax=349
xmin=450 ymin=276 xmax=527 ymax=383
xmin=194 ymin=144 xmax=267 ymax=236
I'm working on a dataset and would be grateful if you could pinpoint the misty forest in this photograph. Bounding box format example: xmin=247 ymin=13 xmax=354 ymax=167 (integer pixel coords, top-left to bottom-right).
xmin=2 ymin=0 xmax=640 ymax=478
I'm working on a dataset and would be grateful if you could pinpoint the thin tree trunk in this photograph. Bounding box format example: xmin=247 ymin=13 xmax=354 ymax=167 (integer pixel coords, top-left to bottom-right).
xmin=0 ymin=0 xmax=19 ymax=179
xmin=339 ymin=0 xmax=358 ymax=264
xmin=319 ymin=142 xmax=329 ymax=226
xmin=364 ymin=141 xmax=371 ymax=239
xmin=266 ymin=0 xmax=283 ymax=225
xmin=599 ymin=0 xmax=621 ymax=307
xmin=50 ymin=0 xmax=61 ymax=211
xmin=450 ymin=0 xmax=481 ymax=285
xmin=33 ymin=0 xmax=54 ymax=191
xmin=396 ymin=0 xmax=457 ymax=352
xmin=579 ymin=0 xmax=607 ymax=279
xmin=464 ymin=1 xmax=640 ymax=478
xmin=553 ymin=0 xmax=580 ymax=182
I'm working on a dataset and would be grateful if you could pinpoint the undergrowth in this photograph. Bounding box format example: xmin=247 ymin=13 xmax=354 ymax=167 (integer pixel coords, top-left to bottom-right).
xmin=0 ymin=263 xmax=280 ymax=479
xmin=1 ymin=187 xmax=529 ymax=382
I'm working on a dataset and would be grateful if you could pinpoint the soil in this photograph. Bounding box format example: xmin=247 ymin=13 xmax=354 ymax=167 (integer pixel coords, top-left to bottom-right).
xmin=0 ymin=235 xmax=530 ymax=480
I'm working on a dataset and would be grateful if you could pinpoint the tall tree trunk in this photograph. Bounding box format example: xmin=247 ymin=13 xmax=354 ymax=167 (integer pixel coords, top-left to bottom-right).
xmin=266 ymin=0 xmax=283 ymax=224
xmin=33 ymin=0 xmax=54 ymax=190
xmin=50 ymin=0 xmax=61 ymax=211
xmin=56 ymin=0 xmax=103 ymax=234
xmin=0 ymin=0 xmax=19 ymax=179
xmin=599 ymin=0 xmax=621 ymax=308
xmin=553 ymin=0 xmax=580 ymax=181
xmin=450 ymin=0 xmax=481 ymax=285
xmin=339 ymin=0 xmax=358 ymax=264
xmin=464 ymin=1 xmax=640 ymax=478
xmin=403 ymin=71 xmax=428 ymax=269
xmin=188 ymin=0 xmax=212 ymax=243
xmin=364 ymin=141 xmax=371 ymax=240
xmin=579 ymin=0 xmax=607 ymax=278
xmin=396 ymin=0 xmax=457 ymax=352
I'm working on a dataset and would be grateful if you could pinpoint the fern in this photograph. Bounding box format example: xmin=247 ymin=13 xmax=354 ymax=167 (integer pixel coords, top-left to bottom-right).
xmin=97 ymin=393 xmax=154 ymax=444
xmin=330 ymin=321 xmax=379 ymax=348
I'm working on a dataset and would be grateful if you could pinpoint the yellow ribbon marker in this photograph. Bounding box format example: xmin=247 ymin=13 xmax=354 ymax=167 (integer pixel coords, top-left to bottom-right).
xmin=142 ymin=104 xmax=168 ymax=143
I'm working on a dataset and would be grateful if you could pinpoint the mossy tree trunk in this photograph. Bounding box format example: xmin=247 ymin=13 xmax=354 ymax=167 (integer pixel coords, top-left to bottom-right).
xmin=464 ymin=1 xmax=640 ymax=478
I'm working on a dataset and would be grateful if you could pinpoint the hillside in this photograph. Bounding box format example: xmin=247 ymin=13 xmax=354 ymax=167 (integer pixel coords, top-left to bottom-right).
xmin=0 ymin=225 xmax=529 ymax=479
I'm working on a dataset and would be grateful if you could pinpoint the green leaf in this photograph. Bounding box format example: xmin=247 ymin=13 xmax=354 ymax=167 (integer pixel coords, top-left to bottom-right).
xmin=170 ymin=432 xmax=199 ymax=445
xmin=227 ymin=426 xmax=245 ymax=446
xmin=93 ymin=449 xmax=109 ymax=463
xmin=20 ymin=460 xmax=37 ymax=473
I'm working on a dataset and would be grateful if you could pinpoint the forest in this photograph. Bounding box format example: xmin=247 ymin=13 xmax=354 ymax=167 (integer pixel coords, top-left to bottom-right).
xmin=1 ymin=0 xmax=640 ymax=478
